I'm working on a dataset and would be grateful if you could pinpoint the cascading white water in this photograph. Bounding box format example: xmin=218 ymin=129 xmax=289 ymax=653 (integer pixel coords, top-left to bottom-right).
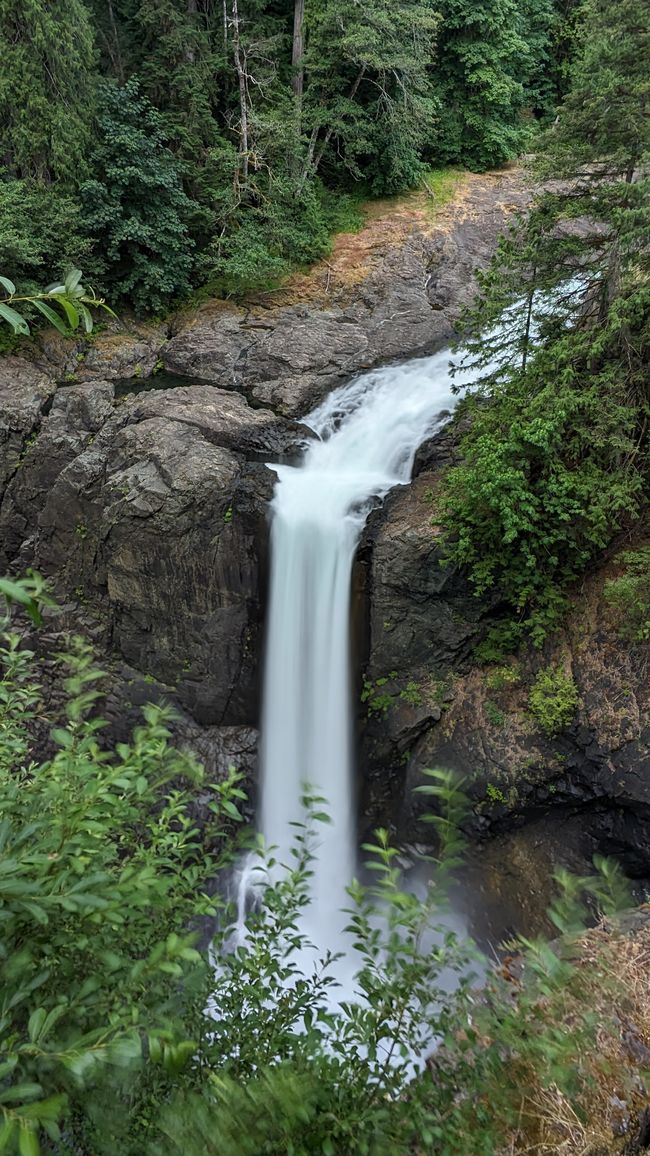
xmin=258 ymin=345 xmax=485 ymax=955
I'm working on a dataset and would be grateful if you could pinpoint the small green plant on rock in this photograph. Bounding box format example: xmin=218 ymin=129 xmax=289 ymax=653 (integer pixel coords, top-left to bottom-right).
xmin=484 ymin=700 xmax=506 ymax=728
xmin=486 ymin=783 xmax=507 ymax=804
xmin=604 ymin=548 xmax=650 ymax=642
xmin=399 ymin=680 xmax=424 ymax=708
xmin=528 ymin=665 xmax=579 ymax=735
xmin=361 ymin=672 xmax=398 ymax=717
xmin=484 ymin=663 xmax=521 ymax=691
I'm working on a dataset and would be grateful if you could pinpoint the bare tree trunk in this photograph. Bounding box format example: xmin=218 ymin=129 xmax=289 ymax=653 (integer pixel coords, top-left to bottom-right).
xmin=223 ymin=0 xmax=228 ymax=47
xmin=298 ymin=64 xmax=365 ymax=191
xmin=106 ymin=0 xmax=124 ymax=83
xmin=292 ymin=0 xmax=305 ymax=108
xmin=231 ymin=0 xmax=249 ymax=184
xmin=521 ymin=267 xmax=536 ymax=375
xmin=185 ymin=0 xmax=198 ymax=63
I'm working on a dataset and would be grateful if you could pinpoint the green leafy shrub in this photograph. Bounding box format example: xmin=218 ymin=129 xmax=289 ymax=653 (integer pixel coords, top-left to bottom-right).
xmin=484 ymin=663 xmax=521 ymax=691
xmin=0 ymin=579 xmax=243 ymax=1152
xmin=81 ymin=80 xmax=194 ymax=314
xmin=528 ymin=664 xmax=579 ymax=734
xmin=360 ymin=671 xmax=398 ymax=716
xmin=484 ymin=700 xmax=506 ymax=727
xmin=399 ymin=679 xmax=424 ymax=707
xmin=604 ymin=547 xmax=650 ymax=641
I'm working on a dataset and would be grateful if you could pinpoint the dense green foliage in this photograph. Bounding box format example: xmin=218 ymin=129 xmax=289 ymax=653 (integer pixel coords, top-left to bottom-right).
xmin=81 ymin=80 xmax=194 ymax=314
xmin=430 ymin=0 xmax=532 ymax=169
xmin=0 ymin=0 xmax=95 ymax=185
xmin=1 ymin=0 xmax=573 ymax=313
xmin=442 ymin=0 xmax=650 ymax=655
xmin=0 ymin=578 xmax=634 ymax=1154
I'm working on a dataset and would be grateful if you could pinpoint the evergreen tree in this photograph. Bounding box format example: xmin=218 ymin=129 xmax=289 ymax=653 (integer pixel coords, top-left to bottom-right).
xmin=302 ymin=0 xmax=440 ymax=194
xmin=429 ymin=0 xmax=531 ymax=169
xmin=518 ymin=0 xmax=558 ymax=119
xmin=0 ymin=0 xmax=96 ymax=184
xmin=81 ymin=80 xmax=194 ymax=314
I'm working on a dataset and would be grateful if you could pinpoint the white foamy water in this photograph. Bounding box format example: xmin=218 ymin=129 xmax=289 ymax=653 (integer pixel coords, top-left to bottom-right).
xmin=257 ymin=344 xmax=487 ymax=952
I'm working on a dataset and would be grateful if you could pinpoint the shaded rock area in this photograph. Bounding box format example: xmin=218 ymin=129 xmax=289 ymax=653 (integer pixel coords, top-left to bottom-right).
xmin=18 ymin=620 xmax=258 ymax=797
xmin=0 ymin=378 xmax=307 ymax=725
xmin=360 ymin=508 xmax=650 ymax=880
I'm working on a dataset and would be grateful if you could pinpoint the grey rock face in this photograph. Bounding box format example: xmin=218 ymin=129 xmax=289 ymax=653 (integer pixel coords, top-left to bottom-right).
xmin=0 ymin=380 xmax=115 ymax=568
xmin=0 ymin=357 xmax=56 ymax=504
xmin=1 ymin=382 xmax=303 ymax=725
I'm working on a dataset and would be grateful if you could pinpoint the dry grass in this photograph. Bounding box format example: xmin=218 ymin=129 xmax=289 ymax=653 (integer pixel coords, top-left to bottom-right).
xmin=246 ymin=168 xmax=480 ymax=310
xmin=501 ymin=915 xmax=650 ymax=1156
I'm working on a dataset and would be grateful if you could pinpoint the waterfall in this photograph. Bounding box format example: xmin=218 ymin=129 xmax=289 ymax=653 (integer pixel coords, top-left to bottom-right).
xmin=258 ymin=346 xmax=480 ymax=954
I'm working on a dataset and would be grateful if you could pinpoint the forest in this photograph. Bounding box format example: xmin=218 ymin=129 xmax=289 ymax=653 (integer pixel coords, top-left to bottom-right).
xmin=1 ymin=0 xmax=650 ymax=1153
xmin=2 ymin=0 xmax=569 ymax=310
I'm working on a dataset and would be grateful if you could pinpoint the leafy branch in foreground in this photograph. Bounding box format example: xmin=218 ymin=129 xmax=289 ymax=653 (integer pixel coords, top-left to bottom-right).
xmin=0 ymin=578 xmax=244 ymax=1154
xmin=0 ymin=268 xmax=115 ymax=337
xmin=0 ymin=577 xmax=639 ymax=1154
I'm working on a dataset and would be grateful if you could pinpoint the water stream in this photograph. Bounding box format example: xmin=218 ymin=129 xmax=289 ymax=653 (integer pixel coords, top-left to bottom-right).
xmin=256 ymin=345 xmax=484 ymax=958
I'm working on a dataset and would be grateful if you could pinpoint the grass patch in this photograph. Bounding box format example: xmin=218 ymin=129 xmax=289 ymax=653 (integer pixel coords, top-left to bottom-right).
xmin=419 ymin=166 xmax=466 ymax=218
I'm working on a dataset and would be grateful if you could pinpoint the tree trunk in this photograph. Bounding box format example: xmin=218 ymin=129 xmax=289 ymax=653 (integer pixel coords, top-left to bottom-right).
xmin=521 ymin=268 xmax=536 ymax=374
xmin=231 ymin=0 xmax=249 ymax=184
xmin=186 ymin=0 xmax=198 ymax=63
xmin=292 ymin=0 xmax=305 ymax=107
xmin=106 ymin=0 xmax=124 ymax=83
xmin=297 ymin=65 xmax=366 ymax=193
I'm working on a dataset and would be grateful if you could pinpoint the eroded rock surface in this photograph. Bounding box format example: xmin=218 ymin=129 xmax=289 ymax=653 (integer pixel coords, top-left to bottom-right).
xmin=0 ymin=356 xmax=56 ymax=504
xmin=0 ymin=380 xmax=306 ymax=724
xmin=373 ymin=538 xmax=650 ymax=877
xmin=162 ymin=170 xmax=531 ymax=417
